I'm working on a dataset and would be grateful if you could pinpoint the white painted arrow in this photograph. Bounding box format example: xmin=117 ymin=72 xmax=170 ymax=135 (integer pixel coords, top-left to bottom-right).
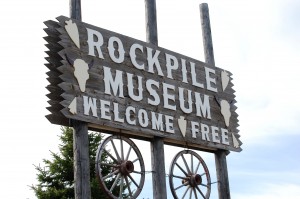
xmin=68 ymin=97 xmax=77 ymax=115
xmin=178 ymin=116 xmax=187 ymax=137
xmin=65 ymin=19 xmax=80 ymax=49
xmin=221 ymin=70 xmax=230 ymax=91
xmin=232 ymin=133 xmax=240 ymax=148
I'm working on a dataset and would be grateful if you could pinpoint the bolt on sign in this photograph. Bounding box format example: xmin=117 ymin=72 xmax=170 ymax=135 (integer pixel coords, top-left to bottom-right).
xmin=44 ymin=16 xmax=242 ymax=152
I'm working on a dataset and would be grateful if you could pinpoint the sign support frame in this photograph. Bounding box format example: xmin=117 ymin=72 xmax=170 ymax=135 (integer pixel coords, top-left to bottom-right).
xmin=70 ymin=1 xmax=91 ymax=199
xmin=145 ymin=0 xmax=168 ymax=198
xmin=200 ymin=3 xmax=231 ymax=199
xmin=44 ymin=1 xmax=238 ymax=199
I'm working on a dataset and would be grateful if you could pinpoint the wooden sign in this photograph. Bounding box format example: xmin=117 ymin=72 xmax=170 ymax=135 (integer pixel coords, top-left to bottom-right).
xmin=44 ymin=16 xmax=242 ymax=152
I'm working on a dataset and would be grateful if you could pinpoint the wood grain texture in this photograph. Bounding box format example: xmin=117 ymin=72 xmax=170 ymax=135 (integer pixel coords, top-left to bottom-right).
xmin=44 ymin=20 xmax=65 ymax=125
xmin=44 ymin=15 xmax=242 ymax=152
xmin=200 ymin=3 xmax=215 ymax=66
xmin=215 ymin=150 xmax=231 ymax=199
xmin=145 ymin=1 xmax=168 ymax=198
xmin=151 ymin=137 xmax=167 ymax=199
xmin=70 ymin=0 xmax=81 ymax=20
xmin=68 ymin=2 xmax=91 ymax=199
xmin=73 ymin=120 xmax=91 ymax=199
xmin=145 ymin=0 xmax=158 ymax=45
xmin=200 ymin=3 xmax=233 ymax=199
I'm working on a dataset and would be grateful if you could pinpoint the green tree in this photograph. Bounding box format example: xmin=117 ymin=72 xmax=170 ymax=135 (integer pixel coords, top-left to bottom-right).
xmin=31 ymin=126 xmax=110 ymax=199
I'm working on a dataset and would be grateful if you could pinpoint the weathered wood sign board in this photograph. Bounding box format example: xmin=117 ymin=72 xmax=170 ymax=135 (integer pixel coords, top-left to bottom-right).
xmin=44 ymin=16 xmax=242 ymax=152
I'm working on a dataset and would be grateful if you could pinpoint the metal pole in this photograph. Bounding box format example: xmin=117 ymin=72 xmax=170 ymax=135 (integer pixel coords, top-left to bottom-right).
xmin=199 ymin=3 xmax=231 ymax=199
xmin=70 ymin=1 xmax=91 ymax=198
xmin=145 ymin=1 xmax=167 ymax=198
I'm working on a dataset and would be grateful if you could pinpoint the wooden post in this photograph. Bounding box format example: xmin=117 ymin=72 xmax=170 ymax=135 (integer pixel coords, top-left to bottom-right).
xmin=200 ymin=3 xmax=215 ymax=67
xmin=70 ymin=0 xmax=82 ymax=20
xmin=145 ymin=0 xmax=167 ymax=198
xmin=73 ymin=120 xmax=91 ymax=199
xmin=150 ymin=137 xmax=167 ymax=199
xmin=145 ymin=0 xmax=158 ymax=46
xmin=215 ymin=150 xmax=231 ymax=199
xmin=70 ymin=1 xmax=91 ymax=199
xmin=200 ymin=3 xmax=231 ymax=199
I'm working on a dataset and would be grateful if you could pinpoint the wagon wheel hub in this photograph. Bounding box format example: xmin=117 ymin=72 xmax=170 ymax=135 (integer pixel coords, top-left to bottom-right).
xmin=181 ymin=174 xmax=202 ymax=187
xmin=189 ymin=174 xmax=202 ymax=187
xmin=120 ymin=160 xmax=134 ymax=176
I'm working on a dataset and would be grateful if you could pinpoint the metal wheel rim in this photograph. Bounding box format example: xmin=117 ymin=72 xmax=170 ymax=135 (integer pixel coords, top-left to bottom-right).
xmin=169 ymin=150 xmax=211 ymax=199
xmin=96 ymin=135 xmax=145 ymax=199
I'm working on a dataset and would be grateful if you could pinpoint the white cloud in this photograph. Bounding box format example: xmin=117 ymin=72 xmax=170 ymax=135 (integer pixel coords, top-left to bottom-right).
xmin=211 ymin=0 xmax=300 ymax=145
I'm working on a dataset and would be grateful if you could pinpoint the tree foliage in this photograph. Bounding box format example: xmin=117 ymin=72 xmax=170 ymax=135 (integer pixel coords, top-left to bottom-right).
xmin=31 ymin=126 xmax=110 ymax=199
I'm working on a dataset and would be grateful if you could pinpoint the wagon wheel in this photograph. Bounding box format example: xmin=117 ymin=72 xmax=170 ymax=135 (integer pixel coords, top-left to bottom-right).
xmin=169 ymin=150 xmax=211 ymax=199
xmin=96 ymin=135 xmax=145 ymax=199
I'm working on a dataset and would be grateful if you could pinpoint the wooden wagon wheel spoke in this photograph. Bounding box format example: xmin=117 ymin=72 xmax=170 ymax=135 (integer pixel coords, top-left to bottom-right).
xmin=109 ymin=173 xmax=121 ymax=192
xmin=103 ymin=169 xmax=119 ymax=180
xmin=128 ymin=173 xmax=139 ymax=188
xmin=195 ymin=161 xmax=201 ymax=174
xmin=110 ymin=139 xmax=121 ymax=162
xmin=193 ymin=187 xmax=198 ymax=199
xmin=169 ymin=150 xmax=211 ymax=199
xmin=96 ymin=135 xmax=145 ymax=199
xmin=196 ymin=186 xmax=206 ymax=199
xmin=176 ymin=162 xmax=188 ymax=176
xmin=100 ymin=162 xmax=119 ymax=168
xmin=125 ymin=176 xmax=133 ymax=197
xmin=189 ymin=187 xmax=193 ymax=199
xmin=132 ymin=157 xmax=139 ymax=163
xmin=119 ymin=176 xmax=124 ymax=198
xmin=132 ymin=170 xmax=143 ymax=175
xmin=181 ymin=154 xmax=192 ymax=174
xmin=174 ymin=181 xmax=189 ymax=191
xmin=103 ymin=148 xmax=118 ymax=164
xmin=182 ymin=186 xmax=190 ymax=198
xmin=172 ymin=174 xmax=186 ymax=180
xmin=191 ymin=153 xmax=194 ymax=174
xmin=120 ymin=138 xmax=124 ymax=161
xmin=125 ymin=146 xmax=132 ymax=161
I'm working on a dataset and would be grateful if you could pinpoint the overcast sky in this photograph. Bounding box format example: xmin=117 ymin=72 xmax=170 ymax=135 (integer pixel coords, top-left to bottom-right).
xmin=0 ymin=0 xmax=299 ymax=198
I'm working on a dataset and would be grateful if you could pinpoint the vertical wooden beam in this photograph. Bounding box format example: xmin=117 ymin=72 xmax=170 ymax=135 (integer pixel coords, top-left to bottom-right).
xmin=215 ymin=150 xmax=231 ymax=199
xmin=70 ymin=0 xmax=82 ymax=20
xmin=150 ymin=137 xmax=167 ymax=199
xmin=199 ymin=3 xmax=231 ymax=199
xmin=70 ymin=1 xmax=91 ymax=199
xmin=73 ymin=120 xmax=91 ymax=199
xmin=200 ymin=3 xmax=215 ymax=66
xmin=145 ymin=0 xmax=158 ymax=45
xmin=145 ymin=1 xmax=167 ymax=198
